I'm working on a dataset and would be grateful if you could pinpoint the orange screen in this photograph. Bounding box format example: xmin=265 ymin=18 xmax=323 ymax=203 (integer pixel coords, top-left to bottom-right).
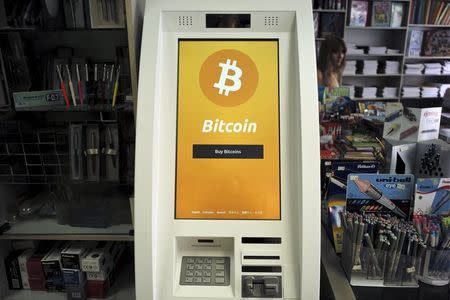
xmin=175 ymin=40 xmax=280 ymax=220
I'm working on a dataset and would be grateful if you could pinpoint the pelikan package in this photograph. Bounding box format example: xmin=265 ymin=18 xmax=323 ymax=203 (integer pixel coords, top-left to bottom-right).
xmin=414 ymin=178 xmax=450 ymax=215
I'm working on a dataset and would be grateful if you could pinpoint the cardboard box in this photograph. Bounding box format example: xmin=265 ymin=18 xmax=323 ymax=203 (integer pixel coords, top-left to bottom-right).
xmin=81 ymin=242 xmax=123 ymax=272
xmin=18 ymin=249 xmax=35 ymax=289
xmin=63 ymin=268 xmax=86 ymax=286
xmin=384 ymin=139 xmax=417 ymax=174
xmin=5 ymin=250 xmax=23 ymax=290
xmin=383 ymin=104 xmax=441 ymax=142
xmin=414 ymin=178 xmax=450 ymax=215
xmin=27 ymin=255 xmax=46 ymax=291
xmin=66 ymin=282 xmax=88 ymax=300
xmin=346 ymin=174 xmax=414 ymax=218
xmin=61 ymin=242 xmax=96 ymax=270
xmin=41 ymin=243 xmax=66 ymax=291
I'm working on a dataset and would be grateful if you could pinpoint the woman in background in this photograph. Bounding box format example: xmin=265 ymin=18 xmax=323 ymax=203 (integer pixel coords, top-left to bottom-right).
xmin=317 ymin=35 xmax=347 ymax=89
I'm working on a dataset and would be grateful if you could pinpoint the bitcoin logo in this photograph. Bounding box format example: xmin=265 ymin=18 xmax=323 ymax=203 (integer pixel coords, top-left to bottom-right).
xmin=213 ymin=59 xmax=242 ymax=96
xmin=200 ymin=49 xmax=258 ymax=107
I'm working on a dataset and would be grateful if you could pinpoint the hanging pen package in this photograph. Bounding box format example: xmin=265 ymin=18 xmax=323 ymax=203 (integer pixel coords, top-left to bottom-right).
xmin=85 ymin=124 xmax=100 ymax=181
xmin=70 ymin=124 xmax=84 ymax=180
xmin=102 ymin=123 xmax=119 ymax=181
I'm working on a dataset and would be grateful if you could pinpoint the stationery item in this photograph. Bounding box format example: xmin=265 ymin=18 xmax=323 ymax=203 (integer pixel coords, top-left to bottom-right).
xmin=76 ymin=64 xmax=84 ymax=106
xmin=56 ymin=65 xmax=70 ymax=107
xmin=415 ymin=140 xmax=450 ymax=179
xmin=70 ymin=124 xmax=84 ymax=180
xmin=352 ymin=178 xmax=407 ymax=218
xmin=103 ymin=124 xmax=119 ymax=181
xmin=66 ymin=65 xmax=77 ymax=106
xmin=63 ymin=0 xmax=86 ymax=28
xmin=85 ymin=125 xmax=100 ymax=181
xmin=88 ymin=0 xmax=125 ymax=28
xmin=112 ymin=65 xmax=120 ymax=107
xmin=408 ymin=30 xmax=424 ymax=57
xmin=93 ymin=63 xmax=98 ymax=103
xmin=384 ymin=140 xmax=417 ymax=175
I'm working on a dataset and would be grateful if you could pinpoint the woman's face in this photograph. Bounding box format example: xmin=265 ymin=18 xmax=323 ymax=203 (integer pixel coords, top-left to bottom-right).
xmin=331 ymin=50 xmax=345 ymax=67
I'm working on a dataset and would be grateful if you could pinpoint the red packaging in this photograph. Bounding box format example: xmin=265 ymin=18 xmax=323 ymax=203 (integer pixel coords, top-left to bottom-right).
xmin=26 ymin=255 xmax=46 ymax=291
xmin=86 ymin=278 xmax=110 ymax=298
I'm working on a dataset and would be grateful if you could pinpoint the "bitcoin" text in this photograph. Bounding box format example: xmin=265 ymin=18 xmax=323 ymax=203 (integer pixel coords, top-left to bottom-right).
xmin=202 ymin=119 xmax=257 ymax=133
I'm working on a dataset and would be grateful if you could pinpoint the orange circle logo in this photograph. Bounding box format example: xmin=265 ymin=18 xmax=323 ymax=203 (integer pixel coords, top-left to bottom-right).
xmin=199 ymin=49 xmax=258 ymax=107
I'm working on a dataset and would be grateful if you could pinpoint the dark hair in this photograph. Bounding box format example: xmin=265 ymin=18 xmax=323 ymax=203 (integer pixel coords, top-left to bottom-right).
xmin=317 ymin=35 xmax=347 ymax=87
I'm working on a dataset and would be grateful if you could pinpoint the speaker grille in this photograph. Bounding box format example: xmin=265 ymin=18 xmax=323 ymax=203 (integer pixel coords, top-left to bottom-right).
xmin=264 ymin=16 xmax=279 ymax=26
xmin=178 ymin=15 xmax=193 ymax=26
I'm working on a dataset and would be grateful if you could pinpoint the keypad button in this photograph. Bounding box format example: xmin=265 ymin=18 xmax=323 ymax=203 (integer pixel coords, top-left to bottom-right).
xmin=195 ymin=258 xmax=204 ymax=263
xmin=215 ymin=271 xmax=225 ymax=277
xmin=204 ymin=265 xmax=212 ymax=270
xmin=203 ymin=277 xmax=211 ymax=283
xmin=215 ymin=264 xmax=224 ymax=270
xmin=215 ymin=258 xmax=225 ymax=264
xmin=185 ymin=277 xmax=193 ymax=283
xmin=194 ymin=271 xmax=202 ymax=277
xmin=186 ymin=271 xmax=194 ymax=276
xmin=187 ymin=264 xmax=194 ymax=270
xmin=203 ymin=271 xmax=211 ymax=277
xmin=195 ymin=264 xmax=203 ymax=270
xmin=205 ymin=258 xmax=212 ymax=264
xmin=194 ymin=277 xmax=202 ymax=283
xmin=215 ymin=277 xmax=225 ymax=284
xmin=187 ymin=258 xmax=195 ymax=263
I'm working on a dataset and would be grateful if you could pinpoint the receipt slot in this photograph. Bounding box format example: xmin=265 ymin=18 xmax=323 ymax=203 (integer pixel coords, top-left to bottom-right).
xmin=134 ymin=0 xmax=321 ymax=299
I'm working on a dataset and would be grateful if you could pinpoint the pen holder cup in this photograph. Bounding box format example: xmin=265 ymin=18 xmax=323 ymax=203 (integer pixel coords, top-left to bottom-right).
xmin=342 ymin=232 xmax=386 ymax=286
xmin=384 ymin=252 xmax=420 ymax=287
xmin=419 ymin=249 xmax=450 ymax=286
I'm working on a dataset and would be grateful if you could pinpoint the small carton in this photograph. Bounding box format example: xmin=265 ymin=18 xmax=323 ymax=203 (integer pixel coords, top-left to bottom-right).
xmin=18 ymin=249 xmax=35 ymax=289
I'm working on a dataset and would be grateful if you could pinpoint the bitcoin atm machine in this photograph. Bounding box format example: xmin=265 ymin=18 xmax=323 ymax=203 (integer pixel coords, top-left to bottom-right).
xmin=134 ymin=0 xmax=320 ymax=299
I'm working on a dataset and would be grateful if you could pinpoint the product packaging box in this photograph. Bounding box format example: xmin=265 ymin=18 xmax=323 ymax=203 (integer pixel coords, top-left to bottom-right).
xmin=5 ymin=250 xmax=23 ymax=290
xmin=383 ymin=103 xmax=441 ymax=142
xmin=81 ymin=242 xmax=123 ymax=272
xmin=41 ymin=243 xmax=66 ymax=291
xmin=61 ymin=241 xmax=96 ymax=270
xmin=18 ymin=249 xmax=35 ymax=289
xmin=414 ymin=178 xmax=450 ymax=215
xmin=323 ymin=161 xmax=379 ymax=253
xmin=384 ymin=139 xmax=417 ymax=174
xmin=415 ymin=139 xmax=450 ymax=178
xmin=346 ymin=174 xmax=414 ymax=218
xmin=66 ymin=282 xmax=88 ymax=300
xmin=27 ymin=255 xmax=46 ymax=291
xmin=63 ymin=268 xmax=86 ymax=286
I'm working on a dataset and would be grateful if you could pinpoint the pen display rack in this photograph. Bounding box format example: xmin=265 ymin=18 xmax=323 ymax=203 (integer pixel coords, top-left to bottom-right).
xmin=384 ymin=250 xmax=420 ymax=287
xmin=419 ymin=249 xmax=450 ymax=286
xmin=342 ymin=232 xmax=386 ymax=286
xmin=0 ymin=121 xmax=69 ymax=183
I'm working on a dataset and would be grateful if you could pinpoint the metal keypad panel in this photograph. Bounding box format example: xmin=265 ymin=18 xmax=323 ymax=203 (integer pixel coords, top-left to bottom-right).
xmin=180 ymin=256 xmax=230 ymax=286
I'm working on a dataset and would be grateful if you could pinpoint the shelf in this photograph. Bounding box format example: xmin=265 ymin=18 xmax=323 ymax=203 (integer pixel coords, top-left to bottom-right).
xmin=346 ymin=54 xmax=404 ymax=57
xmin=408 ymin=24 xmax=450 ymax=28
xmin=0 ymin=218 xmax=134 ymax=241
xmin=313 ymin=9 xmax=346 ymax=13
xmin=14 ymin=102 xmax=133 ymax=112
xmin=351 ymin=97 xmax=399 ymax=101
xmin=0 ymin=27 xmax=126 ymax=32
xmin=343 ymin=74 xmax=401 ymax=77
xmin=346 ymin=26 xmax=407 ymax=30
xmin=405 ymin=56 xmax=450 ymax=60
xmin=4 ymin=263 xmax=135 ymax=300
xmin=403 ymin=74 xmax=449 ymax=77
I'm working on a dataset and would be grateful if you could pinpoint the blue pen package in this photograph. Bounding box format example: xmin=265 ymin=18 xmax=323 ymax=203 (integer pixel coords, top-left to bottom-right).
xmin=346 ymin=174 xmax=414 ymax=218
xmin=414 ymin=178 xmax=450 ymax=215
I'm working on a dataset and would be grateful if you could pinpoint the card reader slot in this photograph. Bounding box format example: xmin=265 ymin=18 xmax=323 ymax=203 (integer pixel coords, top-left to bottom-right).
xmin=242 ymin=266 xmax=282 ymax=273
xmin=243 ymin=256 xmax=280 ymax=260
xmin=241 ymin=237 xmax=281 ymax=244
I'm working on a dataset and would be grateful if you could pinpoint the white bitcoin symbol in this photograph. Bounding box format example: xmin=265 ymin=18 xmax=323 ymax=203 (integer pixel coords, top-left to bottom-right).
xmin=213 ymin=59 xmax=242 ymax=96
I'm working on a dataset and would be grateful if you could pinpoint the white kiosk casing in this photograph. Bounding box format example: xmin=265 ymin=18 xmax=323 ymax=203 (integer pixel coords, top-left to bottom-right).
xmin=135 ymin=0 xmax=321 ymax=299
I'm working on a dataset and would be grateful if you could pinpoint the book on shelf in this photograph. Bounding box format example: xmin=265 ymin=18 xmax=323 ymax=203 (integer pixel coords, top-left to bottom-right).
xmin=422 ymin=30 xmax=450 ymax=57
xmin=411 ymin=0 xmax=450 ymax=25
xmin=408 ymin=29 xmax=424 ymax=56
xmin=390 ymin=2 xmax=405 ymax=27
xmin=314 ymin=13 xmax=319 ymax=37
xmin=349 ymin=0 xmax=369 ymax=27
xmin=314 ymin=0 xmax=345 ymax=10
xmin=371 ymin=1 xmax=391 ymax=27
xmin=320 ymin=12 xmax=345 ymax=38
